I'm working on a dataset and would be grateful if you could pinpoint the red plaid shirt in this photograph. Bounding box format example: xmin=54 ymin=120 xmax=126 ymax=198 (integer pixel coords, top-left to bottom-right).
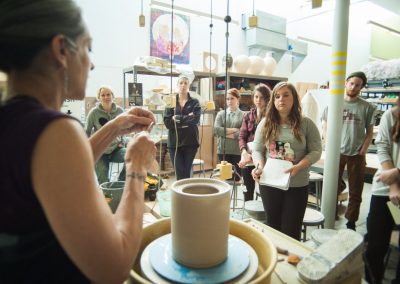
xmin=239 ymin=107 xmax=259 ymax=152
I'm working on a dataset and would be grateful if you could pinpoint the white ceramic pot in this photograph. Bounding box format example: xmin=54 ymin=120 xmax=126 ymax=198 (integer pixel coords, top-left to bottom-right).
xmin=247 ymin=56 xmax=264 ymax=75
xmin=233 ymin=55 xmax=250 ymax=74
xmin=171 ymin=178 xmax=231 ymax=268
xmin=263 ymin=53 xmax=277 ymax=76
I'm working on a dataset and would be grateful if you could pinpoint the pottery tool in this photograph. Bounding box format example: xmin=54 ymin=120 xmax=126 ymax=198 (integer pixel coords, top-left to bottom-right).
xmin=146 ymin=121 xmax=154 ymax=132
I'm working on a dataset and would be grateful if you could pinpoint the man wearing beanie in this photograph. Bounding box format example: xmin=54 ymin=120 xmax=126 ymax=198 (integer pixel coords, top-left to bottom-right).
xmin=321 ymin=71 xmax=376 ymax=230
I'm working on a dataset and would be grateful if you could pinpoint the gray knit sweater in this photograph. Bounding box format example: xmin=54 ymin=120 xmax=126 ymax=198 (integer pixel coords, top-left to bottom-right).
xmin=252 ymin=116 xmax=322 ymax=187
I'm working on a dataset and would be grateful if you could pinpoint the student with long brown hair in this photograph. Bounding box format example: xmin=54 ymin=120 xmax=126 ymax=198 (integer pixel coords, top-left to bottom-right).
xmin=251 ymin=82 xmax=322 ymax=240
xmin=238 ymin=84 xmax=271 ymax=201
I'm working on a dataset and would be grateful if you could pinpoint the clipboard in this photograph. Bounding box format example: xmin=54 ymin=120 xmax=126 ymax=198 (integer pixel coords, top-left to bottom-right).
xmin=259 ymin=159 xmax=292 ymax=190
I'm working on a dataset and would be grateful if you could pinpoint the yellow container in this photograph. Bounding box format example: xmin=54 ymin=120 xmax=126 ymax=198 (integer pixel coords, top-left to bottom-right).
xmin=130 ymin=218 xmax=277 ymax=284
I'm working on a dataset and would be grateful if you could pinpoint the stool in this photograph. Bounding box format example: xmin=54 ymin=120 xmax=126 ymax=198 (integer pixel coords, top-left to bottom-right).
xmin=192 ymin=159 xmax=206 ymax=177
xmin=244 ymin=200 xmax=265 ymax=221
xmin=338 ymin=190 xmax=349 ymax=205
xmin=309 ymin=172 xmax=323 ymax=210
xmin=226 ymin=179 xmax=243 ymax=212
xmin=302 ymin=207 xmax=325 ymax=242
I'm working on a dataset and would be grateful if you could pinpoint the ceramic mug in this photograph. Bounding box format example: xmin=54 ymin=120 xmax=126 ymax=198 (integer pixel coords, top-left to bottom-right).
xmin=171 ymin=178 xmax=231 ymax=268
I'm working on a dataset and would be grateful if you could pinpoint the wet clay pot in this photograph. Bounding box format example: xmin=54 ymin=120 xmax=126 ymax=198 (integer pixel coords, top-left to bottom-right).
xmin=171 ymin=178 xmax=231 ymax=268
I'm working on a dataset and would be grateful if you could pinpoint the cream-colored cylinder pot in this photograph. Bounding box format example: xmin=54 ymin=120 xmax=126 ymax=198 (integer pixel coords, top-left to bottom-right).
xmin=171 ymin=178 xmax=231 ymax=268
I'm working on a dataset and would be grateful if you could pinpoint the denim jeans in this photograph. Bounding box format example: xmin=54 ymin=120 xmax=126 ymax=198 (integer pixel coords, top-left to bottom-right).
xmin=95 ymin=147 xmax=126 ymax=185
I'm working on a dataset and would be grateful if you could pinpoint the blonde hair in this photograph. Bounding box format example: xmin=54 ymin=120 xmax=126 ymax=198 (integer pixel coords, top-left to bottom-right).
xmin=97 ymin=86 xmax=114 ymax=100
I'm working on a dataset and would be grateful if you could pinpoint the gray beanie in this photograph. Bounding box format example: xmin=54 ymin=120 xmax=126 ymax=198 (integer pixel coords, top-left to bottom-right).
xmin=346 ymin=71 xmax=367 ymax=87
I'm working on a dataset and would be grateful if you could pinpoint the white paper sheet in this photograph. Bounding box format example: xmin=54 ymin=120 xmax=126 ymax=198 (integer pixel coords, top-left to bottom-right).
xmin=259 ymin=159 xmax=292 ymax=190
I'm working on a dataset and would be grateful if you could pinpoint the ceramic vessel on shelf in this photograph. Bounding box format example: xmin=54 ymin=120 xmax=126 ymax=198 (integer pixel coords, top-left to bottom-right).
xmin=247 ymin=56 xmax=264 ymax=75
xmin=171 ymin=178 xmax=231 ymax=268
xmin=222 ymin=53 xmax=233 ymax=71
xmin=233 ymin=55 xmax=250 ymax=74
xmin=262 ymin=53 xmax=277 ymax=76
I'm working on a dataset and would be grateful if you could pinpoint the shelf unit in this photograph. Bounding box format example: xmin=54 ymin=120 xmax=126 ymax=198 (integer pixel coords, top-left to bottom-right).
xmin=362 ymin=78 xmax=400 ymax=112
xmin=122 ymin=66 xmax=218 ymax=171
xmin=122 ymin=65 xmax=213 ymax=109
xmin=214 ymin=72 xmax=287 ymax=110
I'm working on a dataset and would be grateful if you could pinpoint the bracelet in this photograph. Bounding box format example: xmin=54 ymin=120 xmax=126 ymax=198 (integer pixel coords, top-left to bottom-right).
xmin=127 ymin=172 xmax=146 ymax=183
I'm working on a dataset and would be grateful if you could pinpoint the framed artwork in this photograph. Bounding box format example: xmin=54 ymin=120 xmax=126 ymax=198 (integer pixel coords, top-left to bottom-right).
xmin=150 ymin=8 xmax=190 ymax=64
xmin=128 ymin=83 xmax=143 ymax=106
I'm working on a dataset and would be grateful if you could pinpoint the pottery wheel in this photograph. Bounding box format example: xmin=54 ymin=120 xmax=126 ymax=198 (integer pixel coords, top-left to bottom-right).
xmin=141 ymin=234 xmax=258 ymax=284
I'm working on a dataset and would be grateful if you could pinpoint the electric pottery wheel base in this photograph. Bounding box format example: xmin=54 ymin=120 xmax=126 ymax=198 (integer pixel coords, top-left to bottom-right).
xmin=130 ymin=218 xmax=277 ymax=284
xmin=140 ymin=234 xmax=258 ymax=284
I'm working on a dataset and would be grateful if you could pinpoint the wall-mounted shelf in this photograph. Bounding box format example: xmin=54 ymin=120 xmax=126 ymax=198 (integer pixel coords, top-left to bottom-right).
xmin=214 ymin=71 xmax=287 ymax=110
xmin=361 ymin=78 xmax=400 ymax=112
xmin=122 ymin=65 xmax=214 ymax=109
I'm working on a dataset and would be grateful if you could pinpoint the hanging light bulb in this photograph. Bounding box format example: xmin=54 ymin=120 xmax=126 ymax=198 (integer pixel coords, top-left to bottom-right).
xmin=248 ymin=0 xmax=257 ymax=28
xmin=139 ymin=0 xmax=145 ymax=27
xmin=312 ymin=0 xmax=323 ymax=9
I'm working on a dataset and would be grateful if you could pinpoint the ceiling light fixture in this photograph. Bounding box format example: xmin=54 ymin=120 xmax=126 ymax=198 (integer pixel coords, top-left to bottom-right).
xmin=139 ymin=0 xmax=145 ymax=27
xmin=248 ymin=0 xmax=257 ymax=27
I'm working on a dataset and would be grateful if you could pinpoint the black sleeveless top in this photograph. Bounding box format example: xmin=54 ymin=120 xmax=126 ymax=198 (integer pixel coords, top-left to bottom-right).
xmin=0 ymin=96 xmax=89 ymax=283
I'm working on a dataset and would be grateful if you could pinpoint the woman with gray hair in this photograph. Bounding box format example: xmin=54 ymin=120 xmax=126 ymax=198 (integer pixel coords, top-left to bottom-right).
xmin=0 ymin=0 xmax=156 ymax=283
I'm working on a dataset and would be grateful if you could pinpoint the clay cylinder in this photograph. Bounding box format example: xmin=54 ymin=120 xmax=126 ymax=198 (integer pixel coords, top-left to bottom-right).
xmin=171 ymin=178 xmax=231 ymax=268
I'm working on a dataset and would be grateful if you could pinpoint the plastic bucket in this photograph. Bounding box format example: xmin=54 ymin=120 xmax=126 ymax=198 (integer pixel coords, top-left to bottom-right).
xmin=157 ymin=190 xmax=171 ymax=217
xmin=100 ymin=181 xmax=124 ymax=213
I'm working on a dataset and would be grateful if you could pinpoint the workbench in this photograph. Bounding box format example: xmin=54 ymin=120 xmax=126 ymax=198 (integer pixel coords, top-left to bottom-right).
xmin=143 ymin=200 xmax=363 ymax=283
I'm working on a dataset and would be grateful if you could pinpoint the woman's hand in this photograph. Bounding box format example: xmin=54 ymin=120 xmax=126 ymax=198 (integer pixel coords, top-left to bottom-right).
xmin=238 ymin=150 xmax=252 ymax=168
xmin=389 ymin=183 xmax=400 ymax=206
xmin=377 ymin=168 xmax=400 ymax=185
xmin=113 ymin=107 xmax=156 ymax=135
xmin=251 ymin=167 xmax=262 ymax=181
xmin=226 ymin=128 xmax=239 ymax=135
xmin=285 ymin=164 xmax=300 ymax=177
xmin=125 ymin=132 xmax=156 ymax=176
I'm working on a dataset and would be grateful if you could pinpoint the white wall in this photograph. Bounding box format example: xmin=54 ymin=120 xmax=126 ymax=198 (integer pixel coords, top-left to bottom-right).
xmin=75 ymin=0 xmax=399 ymax=101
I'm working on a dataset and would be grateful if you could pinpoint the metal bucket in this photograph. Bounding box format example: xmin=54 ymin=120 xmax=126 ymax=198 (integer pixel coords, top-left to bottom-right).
xmin=100 ymin=181 xmax=124 ymax=213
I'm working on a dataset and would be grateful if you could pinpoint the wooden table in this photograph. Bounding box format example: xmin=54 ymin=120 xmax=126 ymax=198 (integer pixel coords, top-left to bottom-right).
xmin=311 ymin=151 xmax=378 ymax=177
xmin=243 ymin=219 xmax=362 ymax=284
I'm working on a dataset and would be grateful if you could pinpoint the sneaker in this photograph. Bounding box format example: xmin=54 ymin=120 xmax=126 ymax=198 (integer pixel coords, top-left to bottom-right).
xmin=346 ymin=221 xmax=356 ymax=231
